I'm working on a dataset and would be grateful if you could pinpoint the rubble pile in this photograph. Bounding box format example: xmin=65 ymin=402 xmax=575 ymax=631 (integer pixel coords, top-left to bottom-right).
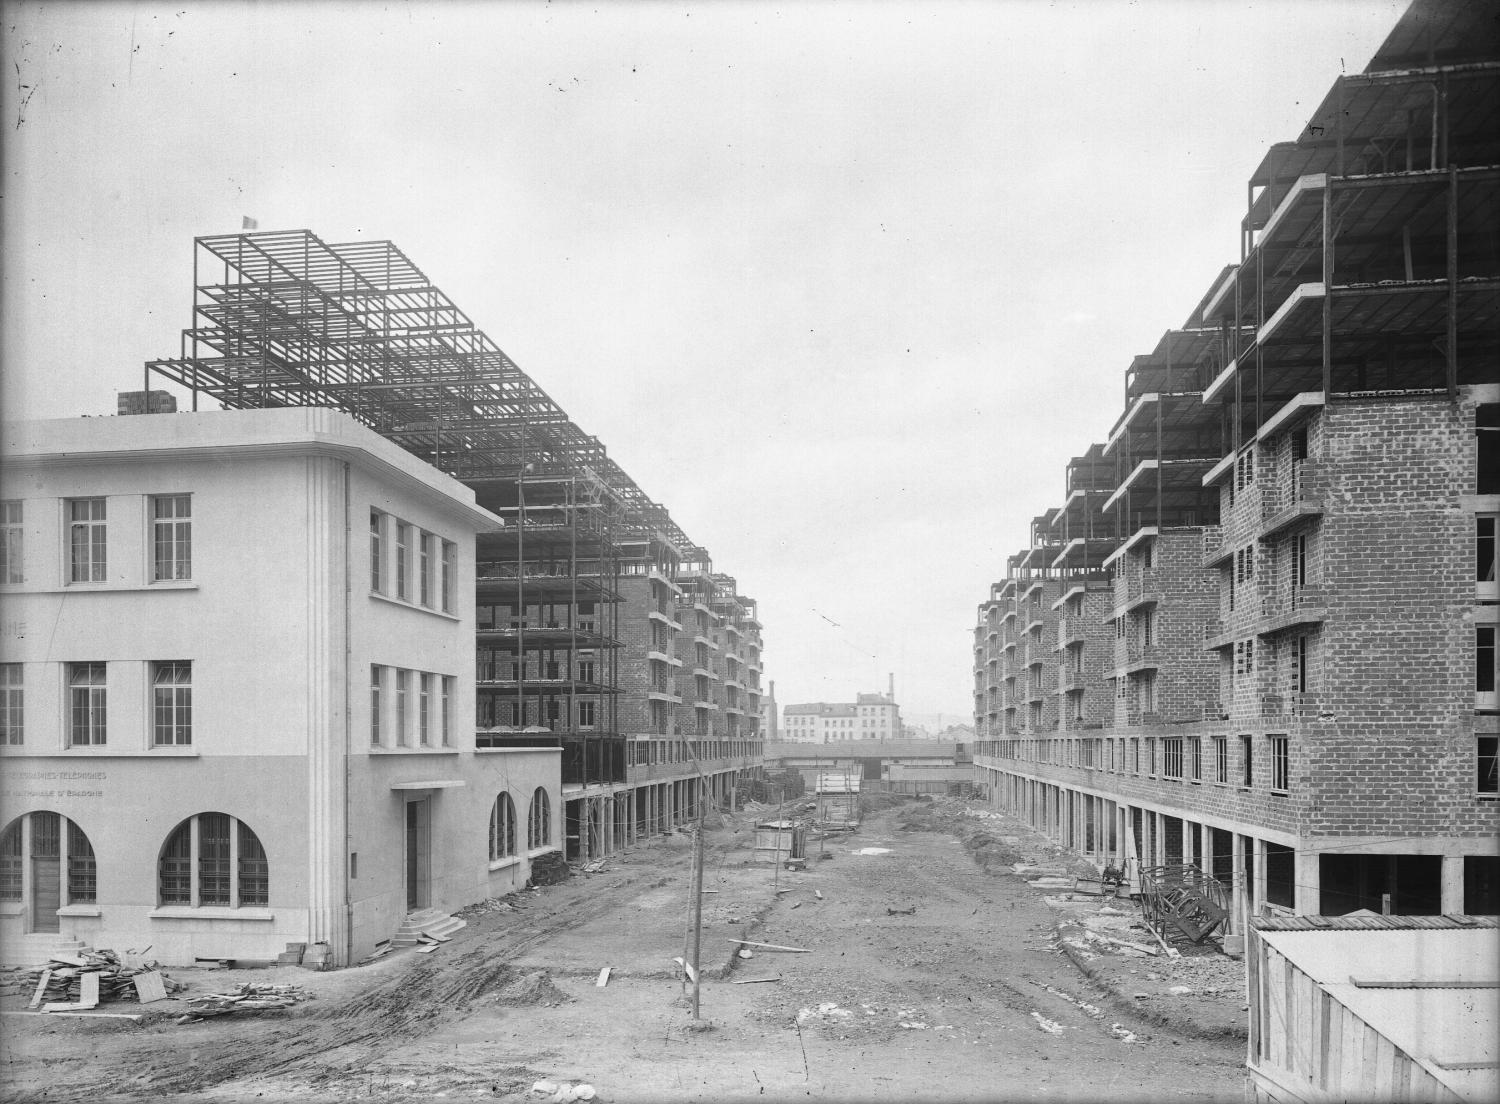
xmin=176 ymin=982 xmax=310 ymax=1024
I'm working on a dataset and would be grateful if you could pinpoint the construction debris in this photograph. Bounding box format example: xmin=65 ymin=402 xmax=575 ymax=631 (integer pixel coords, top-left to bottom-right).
xmin=886 ymin=905 xmax=917 ymax=916
xmin=9 ymin=951 xmax=186 ymax=1011
xmin=728 ymin=939 xmax=810 ymax=953
xmin=176 ymin=982 xmax=310 ymax=1024
xmin=531 ymin=1080 xmax=596 ymax=1103
xmin=595 ymin=967 xmax=611 ymax=988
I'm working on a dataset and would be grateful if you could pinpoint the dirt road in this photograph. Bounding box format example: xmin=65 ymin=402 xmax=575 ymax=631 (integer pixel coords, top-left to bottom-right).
xmin=0 ymin=800 xmax=1248 ymax=1103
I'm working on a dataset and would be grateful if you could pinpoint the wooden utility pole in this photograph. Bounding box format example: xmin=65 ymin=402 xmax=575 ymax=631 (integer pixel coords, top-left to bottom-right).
xmin=690 ymin=783 xmax=705 ymax=1019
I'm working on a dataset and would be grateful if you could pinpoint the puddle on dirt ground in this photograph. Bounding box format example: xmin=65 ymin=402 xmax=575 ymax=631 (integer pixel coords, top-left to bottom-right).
xmin=850 ymin=847 xmax=892 ymax=856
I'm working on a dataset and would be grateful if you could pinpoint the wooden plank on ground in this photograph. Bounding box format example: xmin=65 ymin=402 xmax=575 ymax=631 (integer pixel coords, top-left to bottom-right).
xmin=727 ymin=939 xmax=810 ymax=953
xmin=79 ymin=972 xmax=100 ymax=1009
xmin=27 ymin=970 xmax=51 ymax=1010
xmin=5 ymin=1009 xmax=142 ymax=1021
xmin=596 ymin=967 xmax=611 ymax=988
xmin=133 ymin=970 xmax=169 ymax=1004
xmin=732 ymin=976 xmax=782 ymax=984
xmin=49 ymin=954 xmax=88 ymax=967
xmin=414 ymin=943 xmax=440 ymax=954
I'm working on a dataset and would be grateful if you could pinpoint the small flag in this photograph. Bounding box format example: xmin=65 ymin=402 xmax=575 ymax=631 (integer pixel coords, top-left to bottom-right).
xmin=242 ymin=216 xmax=258 ymax=230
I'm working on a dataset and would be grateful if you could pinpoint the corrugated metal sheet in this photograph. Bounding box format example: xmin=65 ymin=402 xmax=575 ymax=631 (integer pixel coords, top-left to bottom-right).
xmin=1259 ymin=925 xmax=1500 ymax=1101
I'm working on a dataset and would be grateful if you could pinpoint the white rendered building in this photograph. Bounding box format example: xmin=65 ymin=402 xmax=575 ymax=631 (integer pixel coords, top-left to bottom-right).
xmin=784 ymin=692 xmax=903 ymax=743
xmin=0 ymin=408 xmax=561 ymax=967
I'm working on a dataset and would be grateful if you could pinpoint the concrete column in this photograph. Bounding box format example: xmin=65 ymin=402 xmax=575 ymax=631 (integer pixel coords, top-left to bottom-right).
xmin=1182 ymin=819 xmax=1195 ymax=869
xmin=1200 ymin=823 xmax=1213 ymax=880
xmin=1230 ymin=833 xmax=1247 ymax=936
xmin=1295 ymin=845 xmax=1320 ymax=914
xmin=1252 ymin=837 xmax=1268 ymax=916
xmin=1441 ymin=854 xmax=1465 ymax=914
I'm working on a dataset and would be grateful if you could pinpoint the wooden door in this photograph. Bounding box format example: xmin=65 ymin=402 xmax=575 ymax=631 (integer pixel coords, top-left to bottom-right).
xmin=31 ymin=812 xmax=60 ymax=933
xmin=406 ymin=801 xmax=419 ymax=910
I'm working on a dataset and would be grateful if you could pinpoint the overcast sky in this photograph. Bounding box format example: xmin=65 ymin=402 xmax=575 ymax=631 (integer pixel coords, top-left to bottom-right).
xmin=2 ymin=0 xmax=1402 ymax=725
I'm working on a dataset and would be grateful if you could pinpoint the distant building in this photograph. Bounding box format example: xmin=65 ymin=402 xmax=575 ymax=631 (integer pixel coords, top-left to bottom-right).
xmin=785 ymin=691 xmax=902 ymax=742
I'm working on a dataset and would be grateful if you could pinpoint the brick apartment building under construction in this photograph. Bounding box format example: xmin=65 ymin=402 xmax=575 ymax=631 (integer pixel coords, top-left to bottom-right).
xmin=972 ymin=0 xmax=1499 ymax=925
xmin=142 ymin=229 xmax=765 ymax=863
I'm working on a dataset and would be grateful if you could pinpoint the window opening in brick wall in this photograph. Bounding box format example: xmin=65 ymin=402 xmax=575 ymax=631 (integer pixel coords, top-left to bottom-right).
xmin=1240 ymin=734 xmax=1253 ymax=788
xmin=1270 ymin=735 xmax=1289 ymax=793
xmin=1480 ymin=516 xmax=1498 ymax=599
xmin=1235 ymin=639 xmax=1256 ymax=678
xmin=1214 ymin=736 xmax=1228 ymax=784
xmin=1479 ymin=625 xmax=1497 ymax=710
xmin=1478 ymin=736 xmax=1498 ymax=796
xmin=1189 ymin=736 xmax=1201 ymax=782
xmin=1163 ymin=736 xmax=1182 ymax=779
xmin=1479 ymin=404 xmax=1499 ymax=495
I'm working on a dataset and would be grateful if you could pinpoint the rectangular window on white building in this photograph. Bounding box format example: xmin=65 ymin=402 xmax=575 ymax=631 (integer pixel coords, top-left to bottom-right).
xmin=68 ymin=662 xmax=106 ymax=746
xmin=441 ymin=540 xmax=456 ymax=613
xmin=371 ymin=665 xmax=383 ymax=746
xmin=395 ymin=523 xmax=410 ymax=600
xmin=395 ymin=669 xmax=409 ymax=746
xmin=151 ymin=661 xmax=192 ymax=746
xmin=418 ymin=672 xmax=431 ymax=745
xmin=1 ymin=501 xmax=22 ymax=584
xmin=370 ymin=511 xmax=385 ymax=593
xmin=419 ymin=533 xmax=432 ymax=607
xmin=0 ymin=664 xmax=21 ymax=745
xmin=68 ymin=499 xmax=106 ymax=583
xmin=441 ymin=676 xmax=453 ymax=746
xmin=151 ymin=495 xmax=191 ymax=580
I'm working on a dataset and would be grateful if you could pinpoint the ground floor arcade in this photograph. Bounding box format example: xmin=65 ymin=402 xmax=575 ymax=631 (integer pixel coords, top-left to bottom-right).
xmin=562 ymin=767 xmax=752 ymax=862
xmin=980 ymin=768 xmax=1500 ymax=926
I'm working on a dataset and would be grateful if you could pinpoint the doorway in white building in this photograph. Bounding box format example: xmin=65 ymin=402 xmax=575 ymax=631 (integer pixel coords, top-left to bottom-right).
xmin=404 ymin=798 xmax=431 ymax=912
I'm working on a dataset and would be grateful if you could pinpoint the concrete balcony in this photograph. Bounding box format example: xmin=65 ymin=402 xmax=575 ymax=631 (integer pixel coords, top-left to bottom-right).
xmin=1257 ymin=585 xmax=1328 ymax=635
xmin=1259 ymin=691 xmax=1324 ymax=719
xmin=1258 ymin=462 xmax=1324 ymax=540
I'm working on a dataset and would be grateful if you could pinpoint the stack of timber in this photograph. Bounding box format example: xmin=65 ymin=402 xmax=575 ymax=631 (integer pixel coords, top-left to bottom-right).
xmin=15 ymin=950 xmax=184 ymax=1012
xmin=177 ymin=982 xmax=309 ymax=1024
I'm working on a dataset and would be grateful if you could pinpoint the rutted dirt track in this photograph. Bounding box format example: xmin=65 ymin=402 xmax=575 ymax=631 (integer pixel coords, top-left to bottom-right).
xmin=0 ymin=801 xmax=1249 ymax=1103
